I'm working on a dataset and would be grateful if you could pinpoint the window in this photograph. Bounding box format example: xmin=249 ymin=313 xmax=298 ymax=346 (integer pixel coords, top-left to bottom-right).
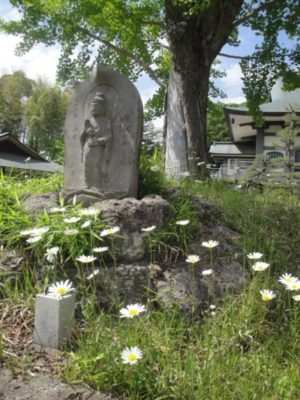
xmin=295 ymin=150 xmax=300 ymax=163
xmin=265 ymin=151 xmax=283 ymax=160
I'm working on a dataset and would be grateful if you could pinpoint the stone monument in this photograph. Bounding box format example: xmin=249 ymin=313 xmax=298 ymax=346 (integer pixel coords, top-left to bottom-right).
xmin=64 ymin=65 xmax=143 ymax=199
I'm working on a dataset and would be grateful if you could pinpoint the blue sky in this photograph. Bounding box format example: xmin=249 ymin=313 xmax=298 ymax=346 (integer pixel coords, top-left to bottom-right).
xmin=0 ymin=1 xmax=296 ymax=127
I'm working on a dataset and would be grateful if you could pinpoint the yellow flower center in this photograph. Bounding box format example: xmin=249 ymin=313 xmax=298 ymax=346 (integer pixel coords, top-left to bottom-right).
xmin=262 ymin=295 xmax=271 ymax=301
xmin=128 ymin=353 xmax=137 ymax=362
xmin=56 ymin=287 xmax=66 ymax=295
xmin=291 ymin=284 xmax=298 ymax=290
xmin=129 ymin=309 xmax=138 ymax=316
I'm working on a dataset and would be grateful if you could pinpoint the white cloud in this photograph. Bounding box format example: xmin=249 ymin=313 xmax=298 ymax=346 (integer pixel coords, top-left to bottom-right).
xmin=215 ymin=61 xmax=246 ymax=104
xmin=134 ymin=76 xmax=160 ymax=106
xmin=222 ymin=96 xmax=246 ymax=104
xmin=0 ymin=33 xmax=60 ymax=84
xmin=0 ymin=1 xmax=21 ymax=21
xmin=221 ymin=63 xmax=243 ymax=88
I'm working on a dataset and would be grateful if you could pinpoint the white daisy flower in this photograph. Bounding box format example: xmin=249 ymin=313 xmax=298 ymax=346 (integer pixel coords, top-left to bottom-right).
xmin=279 ymin=273 xmax=298 ymax=286
xmin=26 ymin=235 xmax=42 ymax=243
xmin=64 ymin=217 xmax=81 ymax=224
xmin=252 ymin=261 xmax=270 ymax=272
xmin=76 ymin=255 xmax=97 ymax=263
xmin=202 ymin=240 xmax=219 ymax=249
xmin=20 ymin=228 xmax=35 ymax=236
xmin=141 ymin=225 xmax=156 ymax=232
xmin=93 ymin=246 xmax=109 ymax=253
xmin=100 ymin=226 xmax=120 ymax=236
xmin=35 ymin=227 xmax=49 ymax=235
xmin=202 ymin=268 xmax=213 ymax=276
xmin=45 ymin=246 xmax=59 ymax=262
xmin=49 ymin=207 xmax=67 ymax=213
xmin=209 ymin=304 xmax=216 ymax=310
xmin=176 ymin=220 xmax=190 ymax=226
xmin=292 ymin=294 xmax=300 ymax=301
xmin=78 ymin=208 xmax=99 ymax=217
xmin=121 ymin=346 xmax=143 ymax=365
xmin=260 ymin=289 xmax=276 ymax=301
xmin=24 ymin=227 xmax=48 ymax=236
xmin=285 ymin=280 xmax=300 ymax=291
xmin=81 ymin=220 xmax=91 ymax=228
xmin=87 ymin=269 xmax=100 ymax=280
xmin=186 ymin=255 xmax=200 ymax=264
xmin=64 ymin=228 xmax=79 ymax=236
xmin=47 ymin=280 xmax=74 ymax=297
xmin=247 ymin=252 xmax=263 ymax=260
xmin=120 ymin=304 xmax=146 ymax=318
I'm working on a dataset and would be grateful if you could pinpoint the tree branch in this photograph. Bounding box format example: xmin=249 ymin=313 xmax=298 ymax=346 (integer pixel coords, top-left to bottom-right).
xmin=219 ymin=52 xmax=250 ymax=60
xmin=219 ymin=49 xmax=292 ymax=60
xmin=233 ymin=0 xmax=277 ymax=27
xmin=62 ymin=17 xmax=166 ymax=90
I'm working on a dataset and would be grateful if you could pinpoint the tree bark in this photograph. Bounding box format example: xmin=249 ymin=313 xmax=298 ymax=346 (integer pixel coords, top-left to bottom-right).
xmin=164 ymin=0 xmax=243 ymax=178
xmin=164 ymin=63 xmax=188 ymax=177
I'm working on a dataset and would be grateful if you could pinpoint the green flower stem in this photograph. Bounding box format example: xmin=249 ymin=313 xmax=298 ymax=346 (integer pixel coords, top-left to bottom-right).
xmin=179 ymin=226 xmax=188 ymax=253
xmin=146 ymin=233 xmax=155 ymax=264
xmin=109 ymin=237 xmax=117 ymax=272
xmin=210 ymin=250 xmax=213 ymax=270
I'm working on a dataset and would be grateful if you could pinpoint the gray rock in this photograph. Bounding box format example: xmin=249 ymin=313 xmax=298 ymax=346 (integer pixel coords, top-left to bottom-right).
xmin=21 ymin=192 xmax=59 ymax=214
xmin=94 ymin=195 xmax=171 ymax=262
xmin=188 ymin=194 xmax=222 ymax=223
xmin=64 ymin=65 xmax=143 ymax=199
xmin=95 ymin=263 xmax=150 ymax=307
xmin=156 ymin=257 xmax=247 ymax=311
xmin=156 ymin=266 xmax=209 ymax=310
xmin=16 ymin=189 xmax=247 ymax=310
xmin=0 ymin=368 xmax=116 ymax=400
xmin=0 ymin=249 xmax=24 ymax=274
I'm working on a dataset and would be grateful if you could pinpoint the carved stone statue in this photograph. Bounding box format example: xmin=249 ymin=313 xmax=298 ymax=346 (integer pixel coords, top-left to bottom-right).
xmin=80 ymin=92 xmax=112 ymax=189
xmin=63 ymin=65 xmax=143 ymax=200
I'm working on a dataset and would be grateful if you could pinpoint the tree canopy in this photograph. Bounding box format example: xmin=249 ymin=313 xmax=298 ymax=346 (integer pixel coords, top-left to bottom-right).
xmin=0 ymin=70 xmax=34 ymax=138
xmin=24 ymin=81 xmax=69 ymax=159
xmin=2 ymin=1 xmax=298 ymax=102
xmin=0 ymin=69 xmax=68 ymax=162
xmin=1 ymin=0 xmax=299 ymax=175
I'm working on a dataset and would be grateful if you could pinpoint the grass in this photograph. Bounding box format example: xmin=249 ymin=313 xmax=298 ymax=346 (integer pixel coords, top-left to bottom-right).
xmin=1 ymin=169 xmax=300 ymax=399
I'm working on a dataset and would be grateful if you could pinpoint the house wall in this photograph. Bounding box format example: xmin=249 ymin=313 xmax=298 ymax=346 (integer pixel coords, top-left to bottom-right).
xmin=264 ymin=135 xmax=300 ymax=149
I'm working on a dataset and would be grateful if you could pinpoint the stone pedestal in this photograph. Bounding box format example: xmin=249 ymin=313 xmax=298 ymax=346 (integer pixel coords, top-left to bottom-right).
xmin=33 ymin=293 xmax=75 ymax=349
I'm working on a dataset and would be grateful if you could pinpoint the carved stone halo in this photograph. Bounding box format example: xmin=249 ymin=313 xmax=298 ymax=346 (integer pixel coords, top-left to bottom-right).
xmin=83 ymin=85 xmax=120 ymax=121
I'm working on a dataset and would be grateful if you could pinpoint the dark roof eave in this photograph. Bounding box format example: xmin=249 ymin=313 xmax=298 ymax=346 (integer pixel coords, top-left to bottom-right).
xmin=210 ymin=154 xmax=255 ymax=158
xmin=0 ymin=133 xmax=47 ymax=161
xmin=224 ymin=107 xmax=300 ymax=117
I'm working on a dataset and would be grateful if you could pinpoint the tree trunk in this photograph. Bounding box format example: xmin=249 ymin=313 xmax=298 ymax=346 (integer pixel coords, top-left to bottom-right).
xmin=164 ymin=0 xmax=243 ymax=179
xmin=164 ymin=63 xmax=188 ymax=178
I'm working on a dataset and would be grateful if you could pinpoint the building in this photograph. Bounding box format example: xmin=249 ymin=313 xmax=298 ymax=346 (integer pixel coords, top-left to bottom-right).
xmin=209 ymin=79 xmax=300 ymax=179
xmin=0 ymin=133 xmax=62 ymax=173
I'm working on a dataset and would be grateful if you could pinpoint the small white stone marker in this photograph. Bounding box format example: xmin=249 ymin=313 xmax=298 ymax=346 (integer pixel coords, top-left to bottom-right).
xmin=33 ymin=293 xmax=75 ymax=349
